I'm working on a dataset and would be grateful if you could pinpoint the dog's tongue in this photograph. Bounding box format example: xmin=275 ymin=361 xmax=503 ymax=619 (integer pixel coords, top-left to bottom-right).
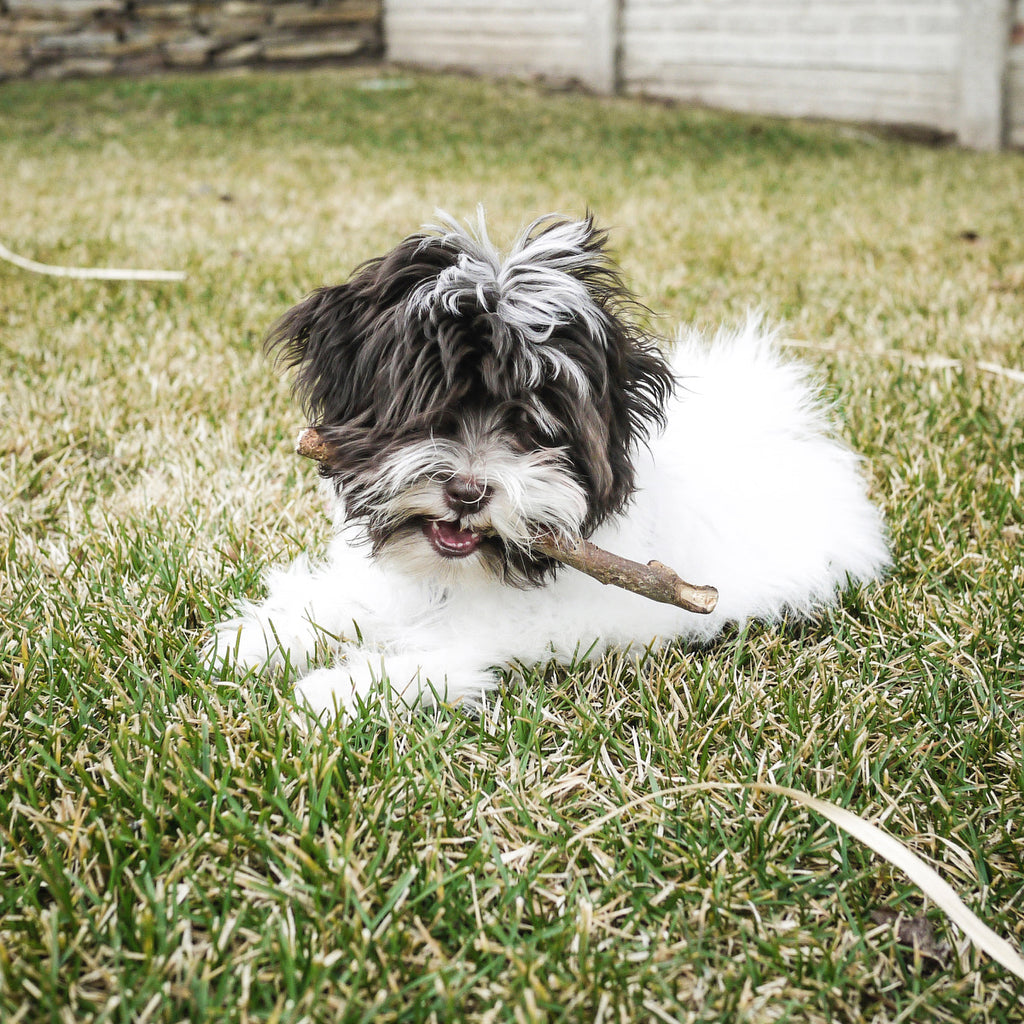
xmin=426 ymin=520 xmax=483 ymax=557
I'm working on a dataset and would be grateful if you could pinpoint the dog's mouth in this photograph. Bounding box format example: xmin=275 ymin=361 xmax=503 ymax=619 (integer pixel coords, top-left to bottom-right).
xmin=423 ymin=519 xmax=485 ymax=558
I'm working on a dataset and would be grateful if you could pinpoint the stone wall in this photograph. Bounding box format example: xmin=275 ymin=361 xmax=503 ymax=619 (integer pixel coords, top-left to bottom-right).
xmin=0 ymin=0 xmax=382 ymax=81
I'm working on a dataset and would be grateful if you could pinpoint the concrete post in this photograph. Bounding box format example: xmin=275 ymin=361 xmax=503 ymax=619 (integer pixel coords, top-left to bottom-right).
xmin=958 ymin=0 xmax=1012 ymax=149
xmin=584 ymin=0 xmax=620 ymax=94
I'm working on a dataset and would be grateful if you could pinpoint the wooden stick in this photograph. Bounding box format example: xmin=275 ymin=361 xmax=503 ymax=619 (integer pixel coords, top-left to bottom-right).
xmin=533 ymin=532 xmax=718 ymax=614
xmin=294 ymin=426 xmax=718 ymax=614
xmin=296 ymin=426 xmax=329 ymax=461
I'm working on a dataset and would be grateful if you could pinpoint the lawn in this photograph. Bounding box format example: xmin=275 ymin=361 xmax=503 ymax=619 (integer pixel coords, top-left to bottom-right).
xmin=1 ymin=68 xmax=1023 ymax=1022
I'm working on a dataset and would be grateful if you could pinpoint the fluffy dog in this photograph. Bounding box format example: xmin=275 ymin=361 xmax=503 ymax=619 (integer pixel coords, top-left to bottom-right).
xmin=208 ymin=212 xmax=889 ymax=721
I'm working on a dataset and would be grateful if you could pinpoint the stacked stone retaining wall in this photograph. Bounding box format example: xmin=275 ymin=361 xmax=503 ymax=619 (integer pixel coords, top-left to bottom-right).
xmin=0 ymin=0 xmax=382 ymax=81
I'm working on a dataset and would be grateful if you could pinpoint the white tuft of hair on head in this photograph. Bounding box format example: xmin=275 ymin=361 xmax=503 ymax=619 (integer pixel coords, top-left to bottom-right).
xmin=409 ymin=210 xmax=612 ymax=396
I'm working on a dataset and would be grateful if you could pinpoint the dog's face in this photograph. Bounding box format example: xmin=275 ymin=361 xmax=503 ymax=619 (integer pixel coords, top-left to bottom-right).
xmin=269 ymin=214 xmax=675 ymax=586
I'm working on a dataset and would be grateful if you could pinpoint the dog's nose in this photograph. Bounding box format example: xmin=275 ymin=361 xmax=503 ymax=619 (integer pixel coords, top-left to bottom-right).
xmin=444 ymin=475 xmax=491 ymax=514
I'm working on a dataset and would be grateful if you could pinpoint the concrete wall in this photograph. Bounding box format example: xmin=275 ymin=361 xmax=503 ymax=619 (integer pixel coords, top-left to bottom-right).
xmin=621 ymin=1 xmax=961 ymax=132
xmin=385 ymin=0 xmax=617 ymax=93
xmin=384 ymin=0 xmax=1021 ymax=149
xmin=0 ymin=0 xmax=382 ymax=81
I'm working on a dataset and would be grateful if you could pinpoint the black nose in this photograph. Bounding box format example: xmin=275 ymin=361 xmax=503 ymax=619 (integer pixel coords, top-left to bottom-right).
xmin=444 ymin=475 xmax=491 ymax=514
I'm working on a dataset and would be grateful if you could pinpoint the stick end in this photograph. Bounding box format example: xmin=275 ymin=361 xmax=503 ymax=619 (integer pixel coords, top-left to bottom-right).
xmin=295 ymin=426 xmax=328 ymax=462
xmin=679 ymin=585 xmax=719 ymax=615
xmin=649 ymin=560 xmax=719 ymax=614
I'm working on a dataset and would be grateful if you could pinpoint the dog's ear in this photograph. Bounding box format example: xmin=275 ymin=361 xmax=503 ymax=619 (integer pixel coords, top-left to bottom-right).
xmin=266 ymin=236 xmax=458 ymax=429
xmin=266 ymin=283 xmax=364 ymax=427
xmin=579 ymin=325 xmax=676 ymax=526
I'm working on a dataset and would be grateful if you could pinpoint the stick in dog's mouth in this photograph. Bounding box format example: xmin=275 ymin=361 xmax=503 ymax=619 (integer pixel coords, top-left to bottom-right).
xmin=294 ymin=426 xmax=719 ymax=614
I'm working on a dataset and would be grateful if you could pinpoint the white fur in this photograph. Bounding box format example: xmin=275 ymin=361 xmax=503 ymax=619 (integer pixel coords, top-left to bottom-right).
xmin=207 ymin=318 xmax=889 ymax=723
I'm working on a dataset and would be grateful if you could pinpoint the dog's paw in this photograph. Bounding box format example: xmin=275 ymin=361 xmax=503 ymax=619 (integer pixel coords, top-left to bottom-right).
xmin=292 ymin=667 xmax=358 ymax=723
xmin=289 ymin=652 xmax=496 ymax=731
xmin=203 ymin=618 xmax=277 ymax=675
xmin=290 ymin=653 xmax=438 ymax=727
xmin=205 ymin=609 xmax=332 ymax=677
xmin=290 ymin=662 xmax=392 ymax=728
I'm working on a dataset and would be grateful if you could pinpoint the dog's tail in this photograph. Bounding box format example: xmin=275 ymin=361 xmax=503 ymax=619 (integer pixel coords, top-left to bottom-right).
xmin=624 ymin=316 xmax=890 ymax=637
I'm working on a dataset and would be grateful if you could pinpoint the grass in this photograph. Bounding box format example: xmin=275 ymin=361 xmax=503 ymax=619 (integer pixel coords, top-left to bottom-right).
xmin=1 ymin=67 xmax=1023 ymax=1022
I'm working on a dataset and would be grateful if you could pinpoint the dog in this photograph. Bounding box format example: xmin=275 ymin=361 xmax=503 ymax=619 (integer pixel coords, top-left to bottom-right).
xmin=207 ymin=212 xmax=889 ymax=721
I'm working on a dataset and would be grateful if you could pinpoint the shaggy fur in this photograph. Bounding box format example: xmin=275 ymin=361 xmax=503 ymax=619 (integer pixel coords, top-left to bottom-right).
xmin=208 ymin=212 xmax=889 ymax=721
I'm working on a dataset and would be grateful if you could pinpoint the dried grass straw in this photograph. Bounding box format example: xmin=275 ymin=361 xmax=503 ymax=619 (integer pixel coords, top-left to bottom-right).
xmin=0 ymin=239 xmax=186 ymax=281
xmin=569 ymin=781 xmax=1024 ymax=982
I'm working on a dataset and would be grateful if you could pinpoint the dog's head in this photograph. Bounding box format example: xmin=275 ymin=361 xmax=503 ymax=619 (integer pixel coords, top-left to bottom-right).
xmin=268 ymin=213 xmax=675 ymax=585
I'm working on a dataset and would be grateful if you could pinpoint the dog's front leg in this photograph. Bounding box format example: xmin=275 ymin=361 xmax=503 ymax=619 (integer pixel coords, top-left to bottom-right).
xmin=292 ymin=647 xmax=498 ymax=723
xmin=205 ymin=537 xmax=405 ymax=677
xmin=205 ymin=560 xmax=361 ymax=675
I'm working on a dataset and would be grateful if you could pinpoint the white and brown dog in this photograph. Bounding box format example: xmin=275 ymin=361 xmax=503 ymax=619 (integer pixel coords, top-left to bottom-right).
xmin=208 ymin=212 xmax=889 ymax=721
